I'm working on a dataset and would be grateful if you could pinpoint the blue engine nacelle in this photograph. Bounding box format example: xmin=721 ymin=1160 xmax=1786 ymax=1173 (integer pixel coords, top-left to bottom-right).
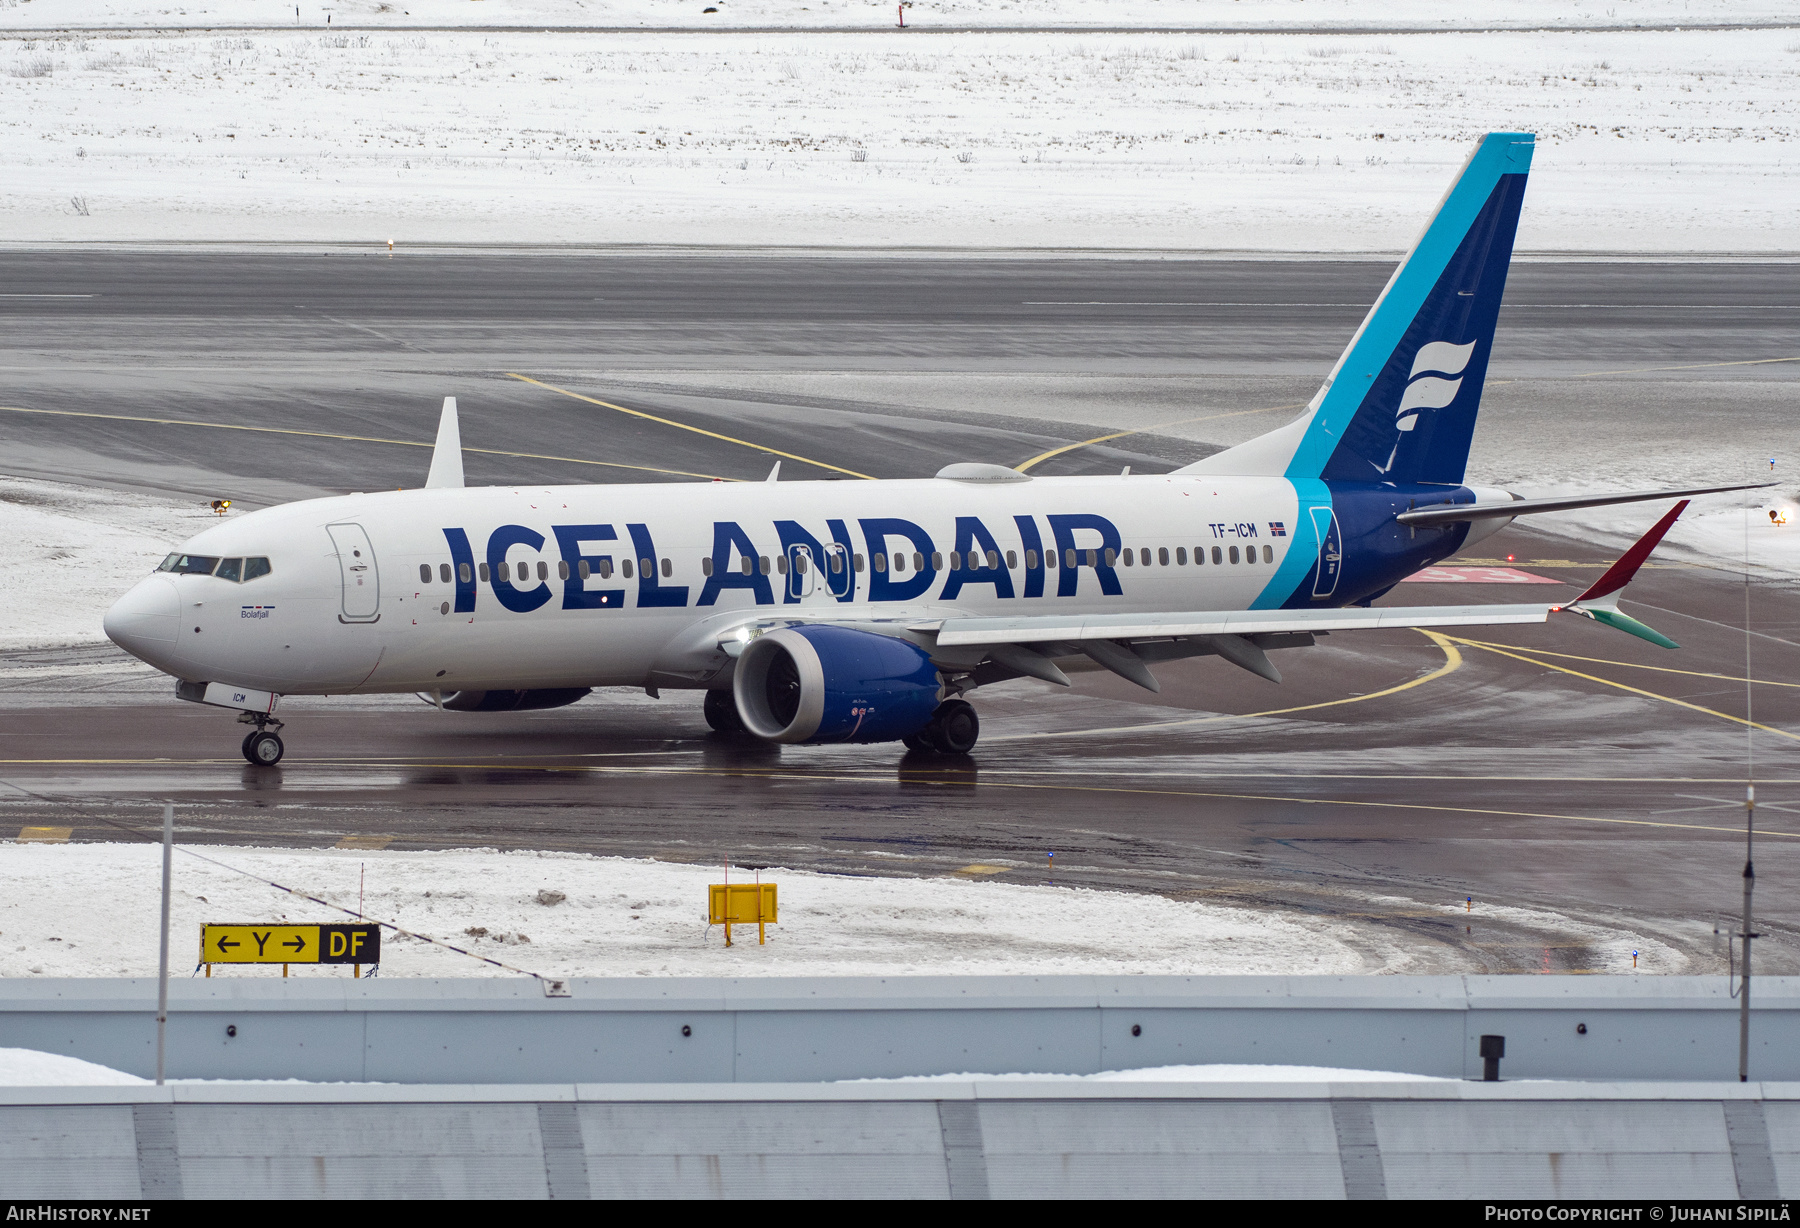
xmin=732 ymin=625 xmax=942 ymax=744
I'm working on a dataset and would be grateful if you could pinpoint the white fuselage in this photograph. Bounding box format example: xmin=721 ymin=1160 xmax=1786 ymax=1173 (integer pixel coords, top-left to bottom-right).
xmin=105 ymin=473 xmax=1304 ymax=696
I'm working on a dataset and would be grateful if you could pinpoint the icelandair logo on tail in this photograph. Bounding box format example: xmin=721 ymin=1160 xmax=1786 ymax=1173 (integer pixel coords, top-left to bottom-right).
xmin=1395 ymin=340 xmax=1478 ymax=432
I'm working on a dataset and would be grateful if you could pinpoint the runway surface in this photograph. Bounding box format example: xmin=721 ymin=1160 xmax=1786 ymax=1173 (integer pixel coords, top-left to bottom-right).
xmin=1 ymin=250 xmax=1796 ymax=975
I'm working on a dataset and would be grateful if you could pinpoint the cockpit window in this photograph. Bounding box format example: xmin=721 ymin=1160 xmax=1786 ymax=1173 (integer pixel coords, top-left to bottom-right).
xmin=215 ymin=557 xmax=243 ymax=582
xmin=158 ymin=553 xmax=220 ymax=575
xmin=243 ymin=557 xmax=272 ymax=581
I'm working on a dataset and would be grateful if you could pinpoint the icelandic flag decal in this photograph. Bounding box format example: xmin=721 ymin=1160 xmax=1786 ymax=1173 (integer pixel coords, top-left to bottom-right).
xmin=1268 ymin=522 xmax=1288 ymax=537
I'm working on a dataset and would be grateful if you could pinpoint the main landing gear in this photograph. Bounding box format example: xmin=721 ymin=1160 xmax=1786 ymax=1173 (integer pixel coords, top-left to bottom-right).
xmin=703 ymin=689 xmax=745 ymax=733
xmin=237 ymin=712 xmax=286 ymax=766
xmin=903 ymin=699 xmax=980 ymax=756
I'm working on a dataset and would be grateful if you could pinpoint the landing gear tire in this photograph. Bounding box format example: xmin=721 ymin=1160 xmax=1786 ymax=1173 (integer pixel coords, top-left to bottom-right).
xmin=241 ymin=730 xmax=259 ymax=760
xmin=703 ymin=688 xmax=744 ymax=733
xmin=927 ymin=699 xmax=979 ymax=755
xmin=901 ymin=731 xmax=932 ymax=753
xmin=245 ymin=731 xmax=285 ymax=766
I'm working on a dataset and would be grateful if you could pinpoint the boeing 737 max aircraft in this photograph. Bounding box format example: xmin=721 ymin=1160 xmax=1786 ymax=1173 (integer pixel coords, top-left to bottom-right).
xmin=103 ymin=132 xmax=1761 ymax=765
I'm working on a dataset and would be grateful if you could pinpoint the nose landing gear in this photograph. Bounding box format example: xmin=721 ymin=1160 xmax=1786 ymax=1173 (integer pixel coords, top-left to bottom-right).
xmin=237 ymin=712 xmax=285 ymax=766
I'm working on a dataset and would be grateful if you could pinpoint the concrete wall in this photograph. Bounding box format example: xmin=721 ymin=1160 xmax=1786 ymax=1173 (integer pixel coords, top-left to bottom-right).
xmin=1 ymin=1082 xmax=1794 ymax=1200
xmin=2 ymin=975 xmax=1794 ymax=1084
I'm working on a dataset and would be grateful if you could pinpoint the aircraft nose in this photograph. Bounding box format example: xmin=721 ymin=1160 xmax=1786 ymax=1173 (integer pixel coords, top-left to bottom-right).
xmin=104 ymin=576 xmax=181 ymax=663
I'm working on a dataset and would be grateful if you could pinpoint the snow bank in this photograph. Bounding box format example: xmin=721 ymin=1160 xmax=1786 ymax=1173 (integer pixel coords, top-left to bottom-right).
xmin=850 ymin=1063 xmax=1452 ymax=1082
xmin=0 ymin=839 xmax=1395 ymax=978
xmin=0 ymin=1047 xmax=146 ymax=1085
xmin=4 ymin=2 xmax=1788 ymax=34
xmin=0 ymin=475 xmax=240 ymax=650
xmin=0 ymin=23 xmax=1792 ymax=250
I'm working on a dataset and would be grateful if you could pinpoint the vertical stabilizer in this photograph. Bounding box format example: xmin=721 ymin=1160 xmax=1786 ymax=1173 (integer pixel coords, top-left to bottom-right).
xmin=424 ymin=397 xmax=464 ymax=489
xmin=1180 ymin=133 xmax=1534 ymax=483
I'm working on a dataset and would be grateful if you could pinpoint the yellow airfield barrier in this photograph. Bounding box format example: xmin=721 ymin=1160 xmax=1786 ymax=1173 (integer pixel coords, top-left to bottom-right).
xmin=708 ymin=882 xmax=777 ymax=947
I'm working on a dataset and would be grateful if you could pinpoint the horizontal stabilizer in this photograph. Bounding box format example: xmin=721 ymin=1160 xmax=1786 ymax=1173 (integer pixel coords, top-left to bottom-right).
xmin=1396 ymin=483 xmax=1769 ymax=527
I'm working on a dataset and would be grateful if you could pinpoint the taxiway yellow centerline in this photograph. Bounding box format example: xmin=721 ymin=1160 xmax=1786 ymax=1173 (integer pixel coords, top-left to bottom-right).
xmin=506 ymin=372 xmax=876 ymax=481
xmin=1452 ymin=638 xmax=1800 ymax=689
xmin=1443 ymin=636 xmax=1800 ymax=744
xmin=1013 ymin=403 xmax=1304 ymax=474
xmin=0 ymin=405 xmax=732 ymax=482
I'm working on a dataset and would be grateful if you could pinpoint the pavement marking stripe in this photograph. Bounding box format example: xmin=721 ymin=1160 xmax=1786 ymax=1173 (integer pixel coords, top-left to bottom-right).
xmin=506 ymin=372 xmax=875 ymax=480
xmin=15 ymin=826 xmax=71 ymax=843
xmin=0 ymin=405 xmax=731 ymax=482
xmin=953 ymin=864 xmax=1010 ymax=876
xmin=1443 ymin=636 xmax=1800 ymax=744
xmin=1014 ymin=403 xmax=1302 ymax=473
xmin=1453 ymin=638 xmax=1800 ymax=689
xmin=335 ymin=835 xmax=394 ymax=850
xmin=1576 ymin=354 xmax=1800 ymax=377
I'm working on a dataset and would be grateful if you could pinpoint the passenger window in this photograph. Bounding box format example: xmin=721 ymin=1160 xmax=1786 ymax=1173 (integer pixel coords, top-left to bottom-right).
xmin=458 ymin=562 xmax=471 ymax=584
xmin=558 ymin=560 xmax=569 ymax=580
xmin=1087 ymin=549 xmax=1098 ymax=567
xmin=1176 ymin=547 xmax=1186 ymax=565
xmin=598 ymin=559 xmax=613 ymax=579
xmin=537 ymin=561 xmax=549 ymax=581
xmin=517 ymin=561 xmax=529 ymax=582
xmin=987 ymin=551 xmax=999 ymax=569
xmin=440 ymin=563 xmax=451 ymax=584
xmin=739 ymin=556 xmax=752 ymax=576
xmin=478 ymin=562 xmax=490 ymax=582
xmin=243 ymin=557 xmax=272 ymax=581
xmin=418 ymin=563 xmax=431 ymax=583
xmin=622 ymin=559 xmax=635 ymax=579
xmin=1062 ymin=548 xmax=1074 ymax=568
xmin=948 ymin=551 xmax=961 ymax=570
xmin=1158 ymin=547 xmax=1169 ymax=566
xmin=927 ymin=552 xmax=939 ymax=571
xmin=776 ymin=555 xmax=788 ymax=575
xmin=1140 ymin=548 xmax=1151 ymax=566
xmin=873 ymin=553 xmax=887 ymax=573
xmin=830 ymin=553 xmax=843 ymax=574
xmin=759 ymin=556 xmax=771 ymax=575
xmin=1024 ymin=549 xmax=1037 ymax=569
xmin=892 ymin=554 xmax=905 ymax=573
xmin=216 ymin=558 xmax=243 ymax=582
xmin=702 ymin=557 xmax=714 ymax=577
xmin=1229 ymin=546 xmax=1240 ymax=564
xmin=1007 ymin=550 xmax=1018 ymax=569
xmin=853 ymin=554 xmax=865 ymax=573
xmin=581 ymin=560 xmax=592 ymax=580
xmin=1211 ymin=546 xmax=1222 ymax=565
xmin=1263 ymin=545 xmax=1273 ymax=563
xmin=1119 ymin=549 xmax=1131 ymax=567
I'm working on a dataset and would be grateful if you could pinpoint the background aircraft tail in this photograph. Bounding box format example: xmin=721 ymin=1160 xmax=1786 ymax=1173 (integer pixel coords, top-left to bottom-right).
xmin=1181 ymin=132 xmax=1534 ymax=485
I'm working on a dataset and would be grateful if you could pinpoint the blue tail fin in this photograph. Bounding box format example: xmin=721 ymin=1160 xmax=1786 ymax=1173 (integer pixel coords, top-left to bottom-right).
xmin=1184 ymin=133 xmax=1533 ymax=484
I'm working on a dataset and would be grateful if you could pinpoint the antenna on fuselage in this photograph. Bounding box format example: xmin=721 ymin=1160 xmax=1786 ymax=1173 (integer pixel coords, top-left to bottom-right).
xmin=425 ymin=397 xmax=464 ymax=489
xmin=766 ymin=461 xmax=781 ymax=483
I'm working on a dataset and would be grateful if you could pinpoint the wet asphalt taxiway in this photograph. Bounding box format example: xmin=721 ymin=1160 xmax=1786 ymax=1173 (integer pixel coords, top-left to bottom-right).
xmin=0 ymin=249 xmax=1795 ymax=975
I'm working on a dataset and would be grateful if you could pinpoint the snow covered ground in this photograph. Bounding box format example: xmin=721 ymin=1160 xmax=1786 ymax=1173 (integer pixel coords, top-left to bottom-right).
xmin=0 ymin=839 xmax=1410 ymax=978
xmin=4 ymin=1 xmax=1790 ymax=34
xmin=0 ymin=475 xmax=236 ymax=651
xmin=1 ymin=13 xmax=1794 ymax=249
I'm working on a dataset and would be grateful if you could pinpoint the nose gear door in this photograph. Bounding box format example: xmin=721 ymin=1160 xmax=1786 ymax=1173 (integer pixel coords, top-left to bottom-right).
xmin=327 ymin=523 xmax=381 ymax=621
